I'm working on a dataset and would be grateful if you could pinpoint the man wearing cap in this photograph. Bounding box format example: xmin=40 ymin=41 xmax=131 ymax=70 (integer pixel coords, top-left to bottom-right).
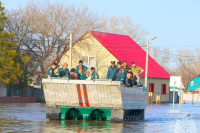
xmin=57 ymin=63 xmax=71 ymax=78
xmin=106 ymin=61 xmax=117 ymax=80
xmin=76 ymin=60 xmax=88 ymax=74
xmin=47 ymin=63 xmax=58 ymax=77
xmin=91 ymin=67 xmax=99 ymax=80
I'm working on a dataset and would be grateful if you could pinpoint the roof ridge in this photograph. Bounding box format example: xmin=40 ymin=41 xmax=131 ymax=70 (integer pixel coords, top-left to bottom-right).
xmin=90 ymin=31 xmax=129 ymax=37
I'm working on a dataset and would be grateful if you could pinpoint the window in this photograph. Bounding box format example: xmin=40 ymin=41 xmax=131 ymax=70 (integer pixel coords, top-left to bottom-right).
xmin=82 ymin=56 xmax=95 ymax=67
xmin=149 ymin=83 xmax=154 ymax=93
xmin=162 ymin=84 xmax=166 ymax=95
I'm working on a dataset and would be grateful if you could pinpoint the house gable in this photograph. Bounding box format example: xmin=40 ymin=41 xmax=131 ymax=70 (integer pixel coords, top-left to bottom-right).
xmin=59 ymin=32 xmax=118 ymax=79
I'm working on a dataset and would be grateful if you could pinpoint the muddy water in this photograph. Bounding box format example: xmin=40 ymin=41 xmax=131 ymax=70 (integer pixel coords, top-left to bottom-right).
xmin=0 ymin=103 xmax=200 ymax=133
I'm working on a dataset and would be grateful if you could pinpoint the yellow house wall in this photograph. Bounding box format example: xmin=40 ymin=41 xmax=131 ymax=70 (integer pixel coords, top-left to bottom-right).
xmin=141 ymin=78 xmax=170 ymax=102
xmin=59 ymin=33 xmax=118 ymax=79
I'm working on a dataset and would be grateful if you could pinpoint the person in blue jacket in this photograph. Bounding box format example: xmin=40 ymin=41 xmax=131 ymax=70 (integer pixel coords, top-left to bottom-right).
xmin=116 ymin=62 xmax=127 ymax=82
xmin=57 ymin=63 xmax=71 ymax=79
xmin=76 ymin=60 xmax=88 ymax=74
xmin=106 ymin=61 xmax=117 ymax=80
xmin=47 ymin=63 xmax=58 ymax=77
xmin=78 ymin=68 xmax=87 ymax=80
xmin=91 ymin=67 xmax=99 ymax=80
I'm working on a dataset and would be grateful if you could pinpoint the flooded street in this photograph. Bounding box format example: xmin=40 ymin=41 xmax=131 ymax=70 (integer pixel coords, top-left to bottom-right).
xmin=0 ymin=103 xmax=200 ymax=133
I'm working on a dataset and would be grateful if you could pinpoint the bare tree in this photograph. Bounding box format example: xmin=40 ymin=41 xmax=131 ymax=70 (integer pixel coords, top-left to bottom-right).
xmin=5 ymin=1 xmax=100 ymax=74
xmin=5 ymin=8 xmax=40 ymax=81
xmin=5 ymin=1 xmax=149 ymax=79
xmin=99 ymin=16 xmax=148 ymax=45
xmin=150 ymin=47 xmax=171 ymax=70
xmin=169 ymin=48 xmax=200 ymax=90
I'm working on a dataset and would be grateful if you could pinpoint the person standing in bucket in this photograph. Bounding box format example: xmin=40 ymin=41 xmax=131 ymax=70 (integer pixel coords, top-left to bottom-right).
xmin=122 ymin=61 xmax=130 ymax=72
xmin=123 ymin=72 xmax=133 ymax=87
xmin=116 ymin=62 xmax=126 ymax=82
xmin=70 ymin=68 xmax=78 ymax=79
xmin=106 ymin=61 xmax=117 ymax=80
xmin=91 ymin=67 xmax=99 ymax=80
xmin=78 ymin=68 xmax=87 ymax=80
xmin=76 ymin=60 xmax=88 ymax=74
xmin=47 ymin=63 xmax=59 ymax=77
xmin=131 ymin=62 xmax=144 ymax=84
xmin=57 ymin=63 xmax=71 ymax=79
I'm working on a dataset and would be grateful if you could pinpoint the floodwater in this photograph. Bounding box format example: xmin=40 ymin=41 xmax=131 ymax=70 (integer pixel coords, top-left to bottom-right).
xmin=0 ymin=103 xmax=200 ymax=133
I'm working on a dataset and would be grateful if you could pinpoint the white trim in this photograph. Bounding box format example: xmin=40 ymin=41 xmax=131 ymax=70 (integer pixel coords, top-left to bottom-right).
xmin=42 ymin=78 xmax=121 ymax=85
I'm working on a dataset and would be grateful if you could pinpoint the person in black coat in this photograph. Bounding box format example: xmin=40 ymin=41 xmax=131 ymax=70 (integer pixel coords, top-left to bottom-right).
xmin=123 ymin=72 xmax=133 ymax=87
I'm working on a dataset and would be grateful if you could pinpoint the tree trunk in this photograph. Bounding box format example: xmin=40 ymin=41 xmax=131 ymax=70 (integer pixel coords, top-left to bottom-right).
xmin=39 ymin=61 xmax=45 ymax=75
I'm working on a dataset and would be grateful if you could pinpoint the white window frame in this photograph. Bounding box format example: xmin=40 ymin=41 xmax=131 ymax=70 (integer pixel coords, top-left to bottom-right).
xmin=82 ymin=56 xmax=95 ymax=68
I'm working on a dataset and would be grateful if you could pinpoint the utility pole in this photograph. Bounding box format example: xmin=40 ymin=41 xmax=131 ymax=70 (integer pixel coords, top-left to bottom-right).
xmin=179 ymin=85 xmax=181 ymax=107
xmin=173 ymin=82 xmax=176 ymax=110
xmin=144 ymin=41 xmax=149 ymax=88
xmin=144 ymin=37 xmax=157 ymax=88
xmin=69 ymin=33 xmax=72 ymax=70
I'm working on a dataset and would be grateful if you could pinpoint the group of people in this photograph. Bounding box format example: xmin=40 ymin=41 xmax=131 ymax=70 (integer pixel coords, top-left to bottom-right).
xmin=47 ymin=60 xmax=99 ymax=80
xmin=106 ymin=61 xmax=144 ymax=87
xmin=47 ymin=60 xmax=144 ymax=87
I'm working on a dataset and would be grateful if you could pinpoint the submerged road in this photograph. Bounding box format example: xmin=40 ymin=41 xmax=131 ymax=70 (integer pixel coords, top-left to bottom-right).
xmin=0 ymin=103 xmax=199 ymax=133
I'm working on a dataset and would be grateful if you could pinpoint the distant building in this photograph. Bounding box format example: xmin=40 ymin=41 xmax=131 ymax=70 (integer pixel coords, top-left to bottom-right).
xmin=47 ymin=31 xmax=170 ymax=103
xmin=188 ymin=75 xmax=200 ymax=92
xmin=182 ymin=75 xmax=200 ymax=104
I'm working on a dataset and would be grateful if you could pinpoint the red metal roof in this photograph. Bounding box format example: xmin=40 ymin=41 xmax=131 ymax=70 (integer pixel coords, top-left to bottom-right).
xmin=90 ymin=31 xmax=170 ymax=79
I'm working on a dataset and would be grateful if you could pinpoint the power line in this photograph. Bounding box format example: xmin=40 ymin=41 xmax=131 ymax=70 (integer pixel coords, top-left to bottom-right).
xmin=151 ymin=48 xmax=200 ymax=59
xmin=78 ymin=43 xmax=200 ymax=58
xmin=150 ymin=46 xmax=200 ymax=48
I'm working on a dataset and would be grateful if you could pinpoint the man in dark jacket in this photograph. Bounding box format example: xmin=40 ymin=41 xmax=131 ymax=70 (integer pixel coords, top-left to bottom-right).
xmin=106 ymin=61 xmax=117 ymax=80
xmin=91 ymin=67 xmax=99 ymax=80
xmin=78 ymin=69 xmax=87 ymax=80
xmin=47 ymin=63 xmax=58 ymax=77
xmin=76 ymin=60 xmax=88 ymax=74
xmin=122 ymin=61 xmax=130 ymax=72
xmin=116 ymin=62 xmax=126 ymax=82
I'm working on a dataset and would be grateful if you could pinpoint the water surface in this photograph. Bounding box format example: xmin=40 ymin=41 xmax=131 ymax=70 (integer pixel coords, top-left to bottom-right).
xmin=0 ymin=103 xmax=199 ymax=133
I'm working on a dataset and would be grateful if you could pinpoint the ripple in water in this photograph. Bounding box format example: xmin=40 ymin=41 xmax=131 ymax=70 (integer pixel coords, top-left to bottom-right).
xmin=0 ymin=103 xmax=199 ymax=133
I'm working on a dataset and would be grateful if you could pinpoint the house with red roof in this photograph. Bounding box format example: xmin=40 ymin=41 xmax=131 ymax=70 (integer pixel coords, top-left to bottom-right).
xmin=55 ymin=31 xmax=170 ymax=102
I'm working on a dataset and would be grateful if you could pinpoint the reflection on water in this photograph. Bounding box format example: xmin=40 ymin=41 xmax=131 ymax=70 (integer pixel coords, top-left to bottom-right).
xmin=0 ymin=103 xmax=200 ymax=133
